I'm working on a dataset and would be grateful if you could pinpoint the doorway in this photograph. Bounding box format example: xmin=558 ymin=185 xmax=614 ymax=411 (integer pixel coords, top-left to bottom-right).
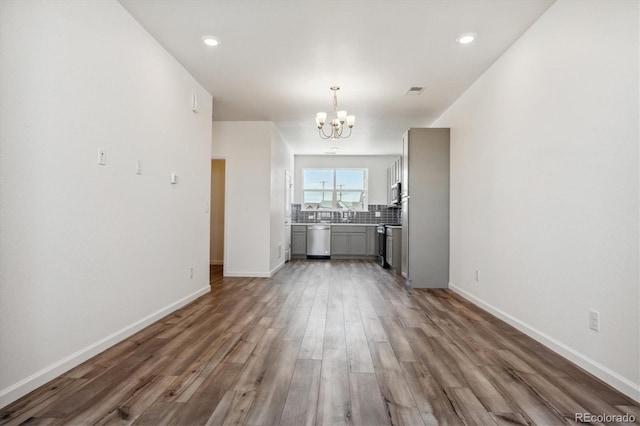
xmin=210 ymin=159 xmax=225 ymax=273
xmin=284 ymin=170 xmax=292 ymax=262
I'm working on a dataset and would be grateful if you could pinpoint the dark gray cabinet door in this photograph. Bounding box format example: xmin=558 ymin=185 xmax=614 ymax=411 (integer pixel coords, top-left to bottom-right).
xmin=349 ymin=233 xmax=366 ymax=255
xmin=331 ymin=234 xmax=349 ymax=255
xmin=291 ymin=232 xmax=307 ymax=255
xmin=366 ymin=227 xmax=377 ymax=255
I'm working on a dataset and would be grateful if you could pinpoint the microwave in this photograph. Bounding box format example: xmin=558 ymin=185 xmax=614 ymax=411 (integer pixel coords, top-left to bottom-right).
xmin=390 ymin=182 xmax=402 ymax=206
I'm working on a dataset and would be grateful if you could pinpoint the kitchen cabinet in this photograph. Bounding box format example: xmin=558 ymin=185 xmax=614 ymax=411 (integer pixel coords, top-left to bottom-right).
xmin=401 ymin=128 xmax=450 ymax=288
xmin=331 ymin=225 xmax=373 ymax=257
xmin=291 ymin=225 xmax=307 ymax=257
xmin=366 ymin=226 xmax=377 ymax=255
xmin=385 ymin=226 xmax=402 ymax=273
xmin=350 ymin=233 xmax=367 ymax=254
xmin=331 ymin=233 xmax=349 ymax=255
xmin=386 ymin=157 xmax=402 ymax=205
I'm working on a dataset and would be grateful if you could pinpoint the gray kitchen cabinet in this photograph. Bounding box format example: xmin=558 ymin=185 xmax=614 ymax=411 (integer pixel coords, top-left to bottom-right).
xmin=331 ymin=233 xmax=349 ymax=255
xmin=385 ymin=227 xmax=402 ymax=274
xmin=350 ymin=233 xmax=366 ymax=254
xmin=401 ymin=128 xmax=450 ymax=288
xmin=291 ymin=225 xmax=307 ymax=257
xmin=366 ymin=226 xmax=377 ymax=255
xmin=386 ymin=157 xmax=402 ymax=205
xmin=331 ymin=226 xmax=371 ymax=257
xmin=386 ymin=235 xmax=393 ymax=267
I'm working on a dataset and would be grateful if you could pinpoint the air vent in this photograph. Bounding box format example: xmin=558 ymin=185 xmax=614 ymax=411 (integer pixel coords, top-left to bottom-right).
xmin=406 ymin=86 xmax=425 ymax=95
xmin=324 ymin=151 xmax=337 ymax=155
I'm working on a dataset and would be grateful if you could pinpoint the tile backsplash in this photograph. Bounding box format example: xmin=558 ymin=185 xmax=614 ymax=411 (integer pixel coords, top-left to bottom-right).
xmin=291 ymin=204 xmax=401 ymax=224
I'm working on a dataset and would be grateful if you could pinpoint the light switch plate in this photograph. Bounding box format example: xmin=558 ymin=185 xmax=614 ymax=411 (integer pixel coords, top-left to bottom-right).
xmin=589 ymin=310 xmax=600 ymax=332
xmin=98 ymin=149 xmax=106 ymax=165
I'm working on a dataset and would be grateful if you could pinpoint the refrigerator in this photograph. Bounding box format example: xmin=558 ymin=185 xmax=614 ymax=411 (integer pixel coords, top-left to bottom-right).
xmin=400 ymin=128 xmax=450 ymax=288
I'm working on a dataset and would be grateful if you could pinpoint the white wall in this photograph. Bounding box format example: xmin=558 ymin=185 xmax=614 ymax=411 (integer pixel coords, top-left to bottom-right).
xmin=212 ymin=122 xmax=271 ymax=276
xmin=294 ymin=155 xmax=400 ymax=205
xmin=0 ymin=0 xmax=212 ymax=407
xmin=270 ymin=129 xmax=294 ymax=273
xmin=211 ymin=121 xmax=293 ymax=277
xmin=433 ymin=0 xmax=639 ymax=401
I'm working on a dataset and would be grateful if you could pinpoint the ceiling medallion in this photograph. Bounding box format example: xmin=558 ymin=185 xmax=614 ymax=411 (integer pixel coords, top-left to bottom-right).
xmin=315 ymin=86 xmax=355 ymax=140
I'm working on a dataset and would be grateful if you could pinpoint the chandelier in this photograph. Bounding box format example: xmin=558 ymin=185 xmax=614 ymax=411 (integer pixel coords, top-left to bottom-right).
xmin=315 ymin=86 xmax=355 ymax=140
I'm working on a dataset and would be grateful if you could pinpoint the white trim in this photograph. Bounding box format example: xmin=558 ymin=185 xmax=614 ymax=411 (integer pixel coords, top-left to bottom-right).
xmin=449 ymin=282 xmax=640 ymax=403
xmin=224 ymin=271 xmax=271 ymax=278
xmin=0 ymin=286 xmax=210 ymax=408
xmin=209 ymin=260 xmax=223 ymax=265
xmin=270 ymin=261 xmax=285 ymax=277
xmin=222 ymin=261 xmax=285 ymax=278
xmin=211 ymin=155 xmax=229 ymax=278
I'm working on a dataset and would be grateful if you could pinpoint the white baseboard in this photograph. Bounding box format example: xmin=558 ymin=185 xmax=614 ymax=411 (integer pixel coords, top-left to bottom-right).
xmin=270 ymin=261 xmax=285 ymax=277
xmin=0 ymin=286 xmax=211 ymax=409
xmin=223 ymin=262 xmax=285 ymax=278
xmin=224 ymin=271 xmax=271 ymax=278
xmin=449 ymin=282 xmax=640 ymax=403
xmin=209 ymin=260 xmax=223 ymax=265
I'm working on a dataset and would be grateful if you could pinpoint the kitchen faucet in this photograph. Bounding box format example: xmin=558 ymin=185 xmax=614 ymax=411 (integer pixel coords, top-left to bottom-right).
xmin=341 ymin=208 xmax=354 ymax=223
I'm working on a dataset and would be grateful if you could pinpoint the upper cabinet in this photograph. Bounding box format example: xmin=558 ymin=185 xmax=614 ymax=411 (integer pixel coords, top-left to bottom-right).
xmin=386 ymin=157 xmax=402 ymax=206
xmin=401 ymin=131 xmax=409 ymax=198
xmin=390 ymin=158 xmax=401 ymax=185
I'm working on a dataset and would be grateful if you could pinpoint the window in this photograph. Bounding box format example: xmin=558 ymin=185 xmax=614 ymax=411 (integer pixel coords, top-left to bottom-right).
xmin=302 ymin=168 xmax=367 ymax=210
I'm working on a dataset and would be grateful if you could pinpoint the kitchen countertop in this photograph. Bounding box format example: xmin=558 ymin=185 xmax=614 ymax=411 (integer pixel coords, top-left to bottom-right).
xmin=292 ymin=223 xmax=378 ymax=227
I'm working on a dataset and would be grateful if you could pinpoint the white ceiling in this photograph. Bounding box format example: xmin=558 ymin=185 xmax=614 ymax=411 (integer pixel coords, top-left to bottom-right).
xmin=118 ymin=0 xmax=554 ymax=156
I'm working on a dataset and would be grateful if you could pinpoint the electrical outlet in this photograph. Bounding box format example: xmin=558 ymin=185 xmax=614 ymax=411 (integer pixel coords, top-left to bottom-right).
xmin=375 ymin=211 xmax=381 ymax=217
xmin=98 ymin=149 xmax=106 ymax=165
xmin=277 ymin=244 xmax=282 ymax=258
xmin=189 ymin=267 xmax=194 ymax=279
xmin=589 ymin=310 xmax=600 ymax=332
xmin=475 ymin=270 xmax=480 ymax=282
xmin=136 ymin=160 xmax=143 ymax=175
xmin=308 ymin=215 xmax=314 ymax=219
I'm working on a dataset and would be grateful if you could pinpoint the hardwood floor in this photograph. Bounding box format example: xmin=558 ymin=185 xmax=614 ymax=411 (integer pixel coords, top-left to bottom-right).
xmin=1 ymin=260 xmax=638 ymax=425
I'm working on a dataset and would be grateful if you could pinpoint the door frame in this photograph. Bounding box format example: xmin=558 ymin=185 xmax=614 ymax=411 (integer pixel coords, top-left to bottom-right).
xmin=211 ymin=156 xmax=229 ymax=276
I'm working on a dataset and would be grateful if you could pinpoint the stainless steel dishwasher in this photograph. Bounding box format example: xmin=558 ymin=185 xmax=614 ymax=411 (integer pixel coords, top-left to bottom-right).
xmin=306 ymin=224 xmax=331 ymax=258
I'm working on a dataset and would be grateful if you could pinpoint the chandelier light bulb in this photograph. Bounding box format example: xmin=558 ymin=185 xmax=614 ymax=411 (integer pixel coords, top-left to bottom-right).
xmin=316 ymin=112 xmax=327 ymax=126
xmin=346 ymin=115 xmax=355 ymax=127
xmin=337 ymin=110 xmax=348 ymax=123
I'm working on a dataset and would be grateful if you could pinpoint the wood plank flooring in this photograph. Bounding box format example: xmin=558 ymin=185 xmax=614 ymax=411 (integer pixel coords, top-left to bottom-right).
xmin=1 ymin=260 xmax=638 ymax=425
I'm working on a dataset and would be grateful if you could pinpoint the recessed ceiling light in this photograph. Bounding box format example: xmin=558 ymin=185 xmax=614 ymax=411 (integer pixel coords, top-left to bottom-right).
xmin=202 ymin=36 xmax=221 ymax=47
xmin=456 ymin=33 xmax=477 ymax=45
